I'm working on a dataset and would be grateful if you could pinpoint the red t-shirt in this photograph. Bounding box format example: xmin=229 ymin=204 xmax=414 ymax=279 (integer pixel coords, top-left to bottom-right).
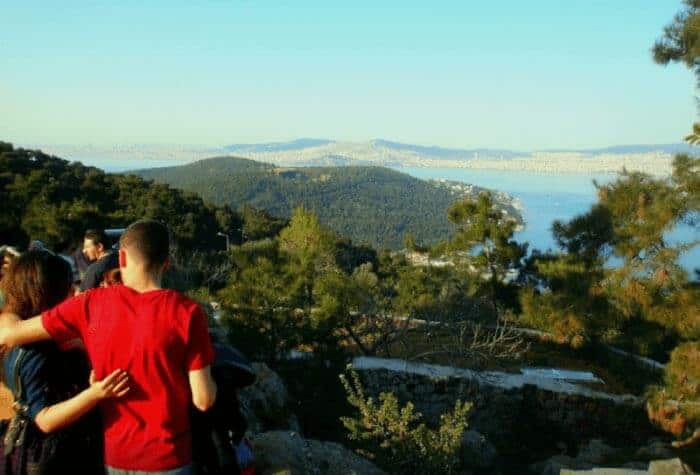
xmin=42 ymin=285 xmax=215 ymax=471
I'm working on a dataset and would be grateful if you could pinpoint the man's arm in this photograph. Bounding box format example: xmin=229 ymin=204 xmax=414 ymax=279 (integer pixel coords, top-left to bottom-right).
xmin=189 ymin=365 xmax=217 ymax=412
xmin=0 ymin=314 xmax=51 ymax=350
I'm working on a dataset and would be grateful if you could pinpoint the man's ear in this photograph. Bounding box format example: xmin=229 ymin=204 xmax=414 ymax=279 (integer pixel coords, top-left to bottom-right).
xmin=118 ymin=249 xmax=127 ymax=269
xmin=97 ymin=243 xmax=105 ymax=255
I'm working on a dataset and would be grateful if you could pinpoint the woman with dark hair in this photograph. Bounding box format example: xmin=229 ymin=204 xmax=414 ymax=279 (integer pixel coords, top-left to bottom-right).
xmin=0 ymin=250 xmax=129 ymax=474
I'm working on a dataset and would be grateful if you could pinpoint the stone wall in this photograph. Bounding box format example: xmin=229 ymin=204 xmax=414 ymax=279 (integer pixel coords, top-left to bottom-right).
xmin=355 ymin=358 xmax=662 ymax=465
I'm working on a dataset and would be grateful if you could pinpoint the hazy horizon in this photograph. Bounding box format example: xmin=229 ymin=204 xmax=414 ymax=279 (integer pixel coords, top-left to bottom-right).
xmin=14 ymin=137 xmax=694 ymax=154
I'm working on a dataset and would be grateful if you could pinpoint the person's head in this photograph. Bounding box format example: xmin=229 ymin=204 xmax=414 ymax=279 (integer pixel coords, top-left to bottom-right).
xmin=83 ymin=229 xmax=109 ymax=262
xmin=118 ymin=220 xmax=170 ymax=283
xmin=0 ymin=250 xmax=73 ymax=319
xmin=101 ymin=268 xmax=122 ymax=287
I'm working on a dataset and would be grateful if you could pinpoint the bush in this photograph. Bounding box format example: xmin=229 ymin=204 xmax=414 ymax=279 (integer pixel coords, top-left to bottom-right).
xmin=340 ymin=369 xmax=471 ymax=474
xmin=647 ymin=342 xmax=700 ymax=445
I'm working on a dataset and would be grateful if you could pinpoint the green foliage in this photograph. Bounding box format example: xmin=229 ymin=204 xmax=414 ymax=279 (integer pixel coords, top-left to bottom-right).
xmin=663 ymin=342 xmax=700 ymax=401
xmin=653 ymin=0 xmax=700 ymax=81
xmin=442 ymin=191 xmax=526 ymax=314
xmin=552 ymin=204 xmax=614 ymax=264
xmin=0 ymin=143 xmax=241 ymax=252
xmin=340 ymin=369 xmax=471 ymax=475
xmin=218 ymin=239 xmax=311 ymax=361
xmin=239 ymin=204 xmax=287 ymax=241
xmin=648 ymin=342 xmax=700 ymax=440
xmin=519 ymin=253 xmax=619 ymax=341
xmin=135 ymin=156 xmax=520 ymax=250
xmin=392 ymin=264 xmax=477 ymax=323
xmin=650 ymin=5 xmax=700 ymax=446
xmin=597 ymin=170 xmax=697 ymax=341
xmin=218 ymin=210 xmax=382 ymax=360
xmin=520 ymin=160 xmax=699 ymax=354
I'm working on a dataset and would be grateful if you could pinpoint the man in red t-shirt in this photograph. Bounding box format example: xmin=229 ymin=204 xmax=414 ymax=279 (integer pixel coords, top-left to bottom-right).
xmin=0 ymin=220 xmax=217 ymax=474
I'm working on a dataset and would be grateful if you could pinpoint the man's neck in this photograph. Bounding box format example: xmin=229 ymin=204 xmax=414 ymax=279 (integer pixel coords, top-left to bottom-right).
xmin=124 ymin=274 xmax=162 ymax=293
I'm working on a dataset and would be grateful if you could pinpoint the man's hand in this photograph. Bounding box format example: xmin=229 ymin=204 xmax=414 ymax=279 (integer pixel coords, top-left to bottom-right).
xmin=88 ymin=369 xmax=130 ymax=400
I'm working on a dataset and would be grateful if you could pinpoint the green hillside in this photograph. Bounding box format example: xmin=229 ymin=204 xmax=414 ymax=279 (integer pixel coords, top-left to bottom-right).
xmin=0 ymin=142 xmax=240 ymax=252
xmin=135 ymin=156 xmax=520 ymax=250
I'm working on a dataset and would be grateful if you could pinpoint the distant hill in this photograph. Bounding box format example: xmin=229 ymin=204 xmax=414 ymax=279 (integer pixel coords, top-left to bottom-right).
xmin=135 ymin=156 xmax=521 ymax=250
xmin=369 ymin=139 xmax=523 ymax=159
xmin=224 ymin=138 xmax=334 ymax=153
xmin=205 ymin=139 xmax=686 ymax=174
xmin=546 ymin=143 xmax=695 ymax=155
xmin=34 ymin=139 xmax=689 ymax=175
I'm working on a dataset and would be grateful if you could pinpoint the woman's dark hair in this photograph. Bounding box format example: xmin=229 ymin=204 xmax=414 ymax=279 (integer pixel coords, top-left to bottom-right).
xmin=101 ymin=268 xmax=122 ymax=287
xmin=0 ymin=250 xmax=73 ymax=319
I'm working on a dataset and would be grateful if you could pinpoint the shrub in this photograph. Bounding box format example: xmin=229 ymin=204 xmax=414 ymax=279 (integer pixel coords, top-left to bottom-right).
xmin=339 ymin=369 xmax=471 ymax=474
xmin=647 ymin=342 xmax=700 ymax=446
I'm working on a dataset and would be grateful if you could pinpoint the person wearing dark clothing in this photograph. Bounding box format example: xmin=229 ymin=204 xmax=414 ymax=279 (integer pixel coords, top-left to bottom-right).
xmin=3 ymin=343 xmax=105 ymax=473
xmin=0 ymin=250 xmax=129 ymax=474
xmin=80 ymin=229 xmax=118 ymax=292
xmin=80 ymin=251 xmax=118 ymax=292
xmin=71 ymin=248 xmax=91 ymax=281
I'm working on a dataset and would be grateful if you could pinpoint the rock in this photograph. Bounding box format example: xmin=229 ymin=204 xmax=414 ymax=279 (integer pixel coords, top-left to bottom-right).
xmin=459 ymin=430 xmax=498 ymax=470
xmin=239 ymin=363 xmax=301 ymax=434
xmin=251 ymin=431 xmax=386 ymax=475
xmin=621 ymin=462 xmax=649 ymax=470
xmin=634 ymin=440 xmax=675 ymax=461
xmin=560 ymin=469 xmax=646 ymax=474
xmin=551 ymin=458 xmax=696 ymax=475
xmin=577 ymin=439 xmax=618 ymax=465
xmin=648 ymin=458 xmax=695 ymax=475
xmin=530 ymin=455 xmax=595 ymax=475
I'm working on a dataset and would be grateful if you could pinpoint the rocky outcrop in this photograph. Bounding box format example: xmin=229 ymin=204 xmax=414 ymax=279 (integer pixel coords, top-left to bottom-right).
xmin=250 ymin=431 xmax=386 ymax=475
xmin=459 ymin=430 xmax=499 ymax=472
xmin=239 ymin=364 xmax=386 ymax=474
xmin=647 ymin=459 xmax=696 ymax=474
xmin=559 ymin=458 xmax=696 ymax=474
xmin=532 ymin=439 xmax=696 ymax=474
xmin=239 ymin=362 xmax=301 ymax=434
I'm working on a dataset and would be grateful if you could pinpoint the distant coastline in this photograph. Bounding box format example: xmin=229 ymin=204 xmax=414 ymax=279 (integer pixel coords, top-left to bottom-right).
xmin=398 ymin=152 xmax=674 ymax=176
xmin=28 ymin=139 xmax=683 ymax=176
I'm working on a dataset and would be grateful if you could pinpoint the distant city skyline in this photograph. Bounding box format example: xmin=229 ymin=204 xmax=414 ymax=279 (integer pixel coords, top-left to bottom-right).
xmin=1 ymin=1 xmax=697 ymax=150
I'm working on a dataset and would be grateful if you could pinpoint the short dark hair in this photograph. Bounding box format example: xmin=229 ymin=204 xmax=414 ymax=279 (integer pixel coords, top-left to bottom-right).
xmin=119 ymin=220 xmax=170 ymax=272
xmin=84 ymin=229 xmax=109 ymax=248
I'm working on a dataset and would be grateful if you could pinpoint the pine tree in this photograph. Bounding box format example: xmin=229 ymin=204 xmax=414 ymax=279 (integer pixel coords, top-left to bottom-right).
xmin=442 ymin=191 xmax=526 ymax=316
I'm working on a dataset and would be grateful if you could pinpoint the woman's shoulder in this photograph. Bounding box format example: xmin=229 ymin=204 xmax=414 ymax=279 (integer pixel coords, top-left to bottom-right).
xmin=5 ymin=343 xmax=88 ymax=396
xmin=5 ymin=343 xmax=56 ymax=374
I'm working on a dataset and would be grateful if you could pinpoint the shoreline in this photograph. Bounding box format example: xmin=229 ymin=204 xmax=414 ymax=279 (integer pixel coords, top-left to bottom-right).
xmin=32 ymin=142 xmax=677 ymax=177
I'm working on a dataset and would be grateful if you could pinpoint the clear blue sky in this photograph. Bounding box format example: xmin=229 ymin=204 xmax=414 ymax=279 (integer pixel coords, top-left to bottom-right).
xmin=0 ymin=0 xmax=696 ymax=150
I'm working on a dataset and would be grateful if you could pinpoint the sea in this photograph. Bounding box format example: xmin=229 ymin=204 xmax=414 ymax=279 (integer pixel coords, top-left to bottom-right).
xmin=401 ymin=167 xmax=699 ymax=275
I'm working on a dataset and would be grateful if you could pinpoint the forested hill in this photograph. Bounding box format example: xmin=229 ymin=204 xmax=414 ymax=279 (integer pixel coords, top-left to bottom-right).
xmin=135 ymin=156 xmax=521 ymax=250
xmin=0 ymin=142 xmax=240 ymax=252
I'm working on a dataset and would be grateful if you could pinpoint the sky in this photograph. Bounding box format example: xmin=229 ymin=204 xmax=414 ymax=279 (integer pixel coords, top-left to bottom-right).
xmin=0 ymin=0 xmax=697 ymax=150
